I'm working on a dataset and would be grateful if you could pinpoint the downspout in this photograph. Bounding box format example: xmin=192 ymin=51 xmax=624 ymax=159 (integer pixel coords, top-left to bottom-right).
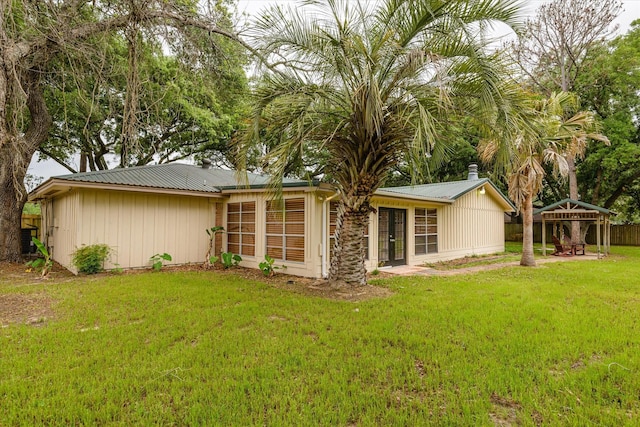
xmin=321 ymin=192 xmax=340 ymax=279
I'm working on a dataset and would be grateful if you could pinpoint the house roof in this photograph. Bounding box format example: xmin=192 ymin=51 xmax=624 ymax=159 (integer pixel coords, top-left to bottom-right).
xmin=376 ymin=178 xmax=515 ymax=211
xmin=30 ymin=163 xmax=514 ymax=212
xmin=30 ymin=163 xmax=314 ymax=199
xmin=533 ymin=198 xmax=614 ymax=215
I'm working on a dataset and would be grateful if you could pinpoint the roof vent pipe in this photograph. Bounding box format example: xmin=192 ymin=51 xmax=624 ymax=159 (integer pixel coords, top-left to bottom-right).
xmin=201 ymin=159 xmax=212 ymax=169
xmin=467 ymin=164 xmax=479 ymax=180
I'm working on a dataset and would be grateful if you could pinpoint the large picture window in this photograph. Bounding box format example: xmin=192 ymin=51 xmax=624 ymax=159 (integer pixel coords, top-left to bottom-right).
xmin=266 ymin=198 xmax=305 ymax=262
xmin=329 ymin=202 xmax=369 ymax=259
xmin=227 ymin=202 xmax=256 ymax=256
xmin=415 ymin=208 xmax=437 ymax=255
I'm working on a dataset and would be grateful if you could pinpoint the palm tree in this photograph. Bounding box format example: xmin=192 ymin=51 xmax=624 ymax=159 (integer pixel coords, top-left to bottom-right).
xmin=480 ymin=91 xmax=606 ymax=266
xmin=239 ymin=0 xmax=523 ymax=286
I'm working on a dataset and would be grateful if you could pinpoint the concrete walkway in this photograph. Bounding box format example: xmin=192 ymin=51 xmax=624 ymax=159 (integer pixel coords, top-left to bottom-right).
xmin=382 ymin=253 xmax=601 ymax=277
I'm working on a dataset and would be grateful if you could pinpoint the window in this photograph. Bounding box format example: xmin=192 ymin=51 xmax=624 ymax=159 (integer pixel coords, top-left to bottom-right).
xmin=329 ymin=201 xmax=369 ymax=259
xmin=227 ymin=202 xmax=255 ymax=256
xmin=415 ymin=208 xmax=437 ymax=255
xmin=266 ymin=198 xmax=305 ymax=262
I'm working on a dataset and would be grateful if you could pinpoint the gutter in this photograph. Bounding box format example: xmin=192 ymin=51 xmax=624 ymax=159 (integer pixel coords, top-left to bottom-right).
xmin=321 ymin=192 xmax=340 ymax=279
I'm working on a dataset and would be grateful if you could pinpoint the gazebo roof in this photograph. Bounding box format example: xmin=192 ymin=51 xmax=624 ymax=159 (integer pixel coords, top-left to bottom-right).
xmin=534 ymin=198 xmax=614 ymax=220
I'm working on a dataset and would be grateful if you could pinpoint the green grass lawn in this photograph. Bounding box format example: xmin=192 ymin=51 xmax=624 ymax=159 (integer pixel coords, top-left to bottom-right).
xmin=424 ymin=242 xmax=550 ymax=270
xmin=2 ymin=248 xmax=640 ymax=425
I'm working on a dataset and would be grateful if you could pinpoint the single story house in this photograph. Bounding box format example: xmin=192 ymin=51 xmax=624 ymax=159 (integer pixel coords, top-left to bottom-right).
xmin=29 ymin=163 xmax=514 ymax=277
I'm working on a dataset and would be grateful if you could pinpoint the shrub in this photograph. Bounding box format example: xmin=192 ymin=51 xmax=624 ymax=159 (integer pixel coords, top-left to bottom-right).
xmin=25 ymin=237 xmax=53 ymax=278
xmin=258 ymin=255 xmax=285 ymax=277
xmin=150 ymin=253 xmax=172 ymax=271
xmin=221 ymin=252 xmax=241 ymax=269
xmin=72 ymin=244 xmax=112 ymax=274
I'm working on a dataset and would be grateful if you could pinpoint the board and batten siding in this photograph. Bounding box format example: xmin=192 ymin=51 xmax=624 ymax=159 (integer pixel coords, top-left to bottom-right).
xmin=434 ymin=190 xmax=505 ymax=261
xmin=366 ymin=190 xmax=506 ymax=269
xmin=43 ymin=191 xmax=81 ymax=270
xmin=52 ymin=189 xmax=217 ymax=272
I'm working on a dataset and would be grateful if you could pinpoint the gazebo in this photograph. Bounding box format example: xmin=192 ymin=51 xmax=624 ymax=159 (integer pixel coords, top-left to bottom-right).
xmin=534 ymin=199 xmax=614 ymax=258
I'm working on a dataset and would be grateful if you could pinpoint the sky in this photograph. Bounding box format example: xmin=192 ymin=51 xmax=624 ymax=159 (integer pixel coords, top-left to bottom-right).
xmin=28 ymin=0 xmax=640 ymax=182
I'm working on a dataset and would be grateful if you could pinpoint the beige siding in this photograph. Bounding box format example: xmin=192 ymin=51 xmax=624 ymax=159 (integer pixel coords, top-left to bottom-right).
xmin=224 ymin=191 xmax=324 ymax=278
xmin=44 ymin=191 xmax=81 ymax=271
xmin=364 ymin=190 xmax=507 ymax=269
xmin=430 ymin=190 xmax=505 ymax=262
xmin=52 ymin=189 xmax=216 ymax=271
xmin=43 ymin=183 xmax=506 ymax=277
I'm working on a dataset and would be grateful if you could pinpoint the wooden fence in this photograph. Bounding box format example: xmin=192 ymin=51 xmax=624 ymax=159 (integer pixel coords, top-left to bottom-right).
xmin=21 ymin=214 xmax=41 ymax=232
xmin=505 ymin=223 xmax=640 ymax=246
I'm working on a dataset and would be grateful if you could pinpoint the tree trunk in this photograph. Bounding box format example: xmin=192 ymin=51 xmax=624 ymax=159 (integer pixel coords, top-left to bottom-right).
xmin=567 ymin=156 xmax=581 ymax=244
xmin=328 ymin=199 xmax=370 ymax=286
xmin=0 ymin=146 xmax=28 ymax=262
xmin=0 ymin=71 xmax=52 ymax=261
xmin=520 ymin=193 xmax=536 ymax=267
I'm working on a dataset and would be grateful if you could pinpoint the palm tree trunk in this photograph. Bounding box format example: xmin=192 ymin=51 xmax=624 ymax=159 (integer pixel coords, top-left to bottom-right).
xmin=328 ymin=200 xmax=370 ymax=286
xmin=520 ymin=193 xmax=536 ymax=267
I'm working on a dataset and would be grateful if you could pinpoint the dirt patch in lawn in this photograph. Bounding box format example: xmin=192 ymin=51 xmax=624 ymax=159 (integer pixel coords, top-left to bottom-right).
xmin=489 ymin=393 xmax=523 ymax=426
xmin=215 ymin=266 xmax=393 ymax=302
xmin=0 ymin=261 xmax=71 ymax=327
xmin=301 ymin=280 xmax=393 ymax=301
xmin=0 ymin=260 xmax=75 ymax=285
xmin=0 ymin=292 xmax=55 ymax=327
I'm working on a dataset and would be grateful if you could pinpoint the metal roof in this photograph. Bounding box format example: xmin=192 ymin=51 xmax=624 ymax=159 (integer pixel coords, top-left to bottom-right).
xmin=47 ymin=163 xmax=311 ymax=193
xmin=534 ymin=198 xmax=614 ymax=215
xmin=33 ymin=163 xmax=513 ymax=211
xmin=376 ymin=178 xmax=515 ymax=210
xmin=377 ymin=177 xmax=486 ymax=200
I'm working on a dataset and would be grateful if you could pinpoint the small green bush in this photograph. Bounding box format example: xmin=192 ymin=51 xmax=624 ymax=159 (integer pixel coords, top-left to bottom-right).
xmin=72 ymin=244 xmax=112 ymax=274
xmin=258 ymin=255 xmax=285 ymax=277
xmin=150 ymin=253 xmax=172 ymax=271
xmin=25 ymin=237 xmax=53 ymax=278
xmin=221 ymin=252 xmax=241 ymax=269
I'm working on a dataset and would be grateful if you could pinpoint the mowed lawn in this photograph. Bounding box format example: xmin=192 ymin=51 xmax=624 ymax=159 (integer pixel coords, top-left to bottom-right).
xmin=1 ymin=248 xmax=640 ymax=426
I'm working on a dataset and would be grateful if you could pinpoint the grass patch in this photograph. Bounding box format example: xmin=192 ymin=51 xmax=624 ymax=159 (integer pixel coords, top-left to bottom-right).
xmin=1 ymin=248 xmax=640 ymax=425
xmin=425 ymin=241 xmax=547 ymax=270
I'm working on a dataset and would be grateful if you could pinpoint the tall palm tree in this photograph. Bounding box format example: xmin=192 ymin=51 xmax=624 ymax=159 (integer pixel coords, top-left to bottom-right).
xmin=239 ymin=0 xmax=523 ymax=286
xmin=480 ymin=91 xmax=605 ymax=266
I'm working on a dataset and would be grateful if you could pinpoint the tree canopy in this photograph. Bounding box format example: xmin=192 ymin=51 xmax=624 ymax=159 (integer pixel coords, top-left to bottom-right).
xmin=574 ymin=20 xmax=640 ymax=220
xmin=239 ymin=0 xmax=524 ymax=285
xmin=0 ymin=0 xmax=249 ymax=261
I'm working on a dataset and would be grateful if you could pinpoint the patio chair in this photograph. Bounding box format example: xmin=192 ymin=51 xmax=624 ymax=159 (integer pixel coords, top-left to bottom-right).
xmin=562 ymin=235 xmax=586 ymax=256
xmin=552 ymin=235 xmax=573 ymax=256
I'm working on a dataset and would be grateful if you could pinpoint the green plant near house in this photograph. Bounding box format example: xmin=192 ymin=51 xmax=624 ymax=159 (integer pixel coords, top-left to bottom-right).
xmin=72 ymin=244 xmax=112 ymax=274
xmin=220 ymin=252 xmax=241 ymax=269
xmin=204 ymin=226 xmax=224 ymax=269
xmin=25 ymin=237 xmax=53 ymax=278
xmin=110 ymin=263 xmax=124 ymax=275
xmin=258 ymin=255 xmax=285 ymax=277
xmin=150 ymin=253 xmax=172 ymax=271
